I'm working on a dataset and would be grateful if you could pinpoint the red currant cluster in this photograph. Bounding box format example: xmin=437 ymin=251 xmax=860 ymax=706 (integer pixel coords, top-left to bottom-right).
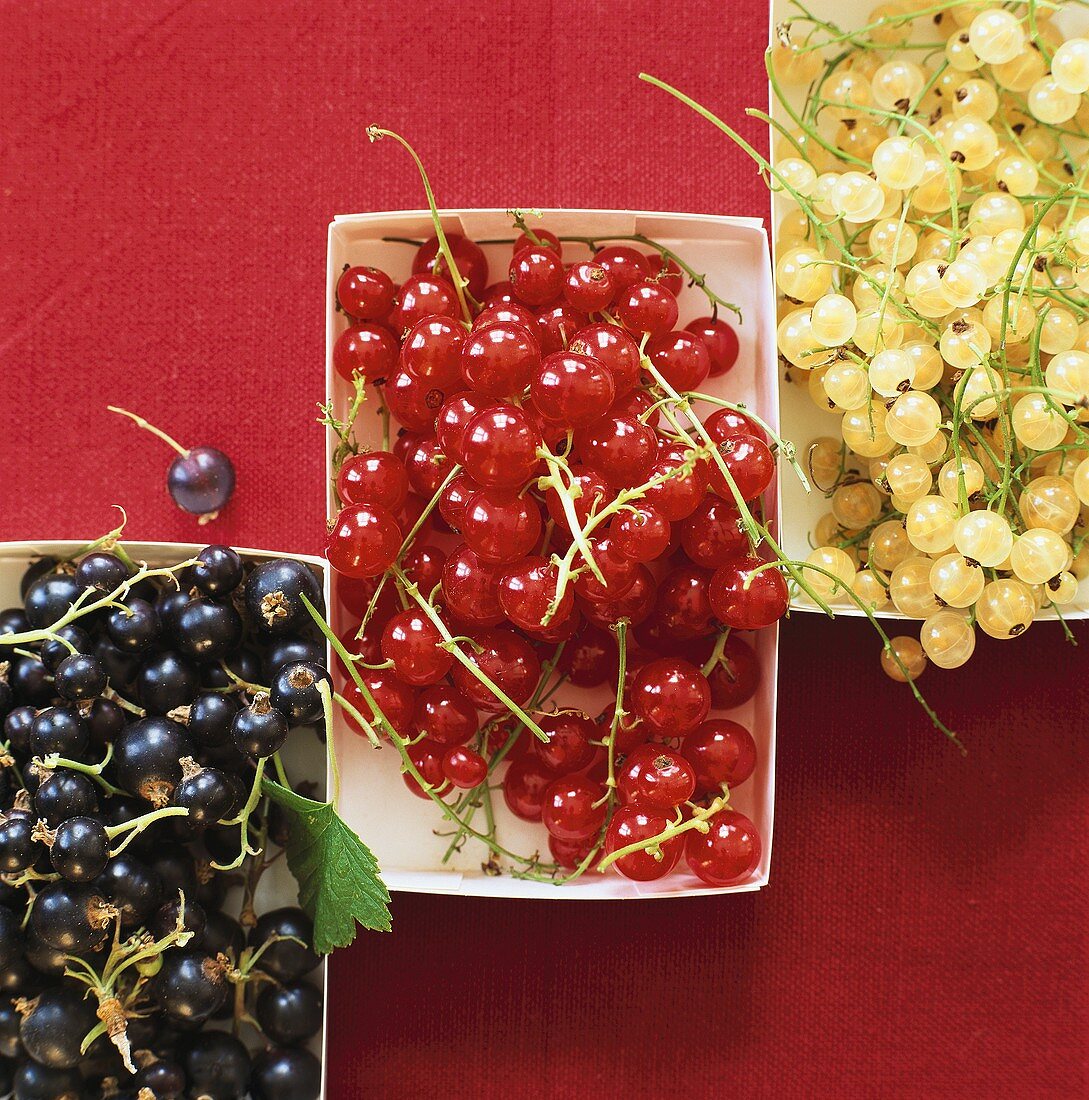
xmin=326 ymin=219 xmax=784 ymax=887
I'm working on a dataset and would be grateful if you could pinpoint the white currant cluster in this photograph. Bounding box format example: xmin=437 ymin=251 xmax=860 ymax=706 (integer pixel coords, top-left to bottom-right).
xmin=771 ymin=0 xmax=1089 ymax=680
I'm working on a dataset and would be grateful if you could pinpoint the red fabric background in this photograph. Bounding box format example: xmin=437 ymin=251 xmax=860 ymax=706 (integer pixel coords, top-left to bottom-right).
xmin=1 ymin=2 xmax=1086 ymax=1096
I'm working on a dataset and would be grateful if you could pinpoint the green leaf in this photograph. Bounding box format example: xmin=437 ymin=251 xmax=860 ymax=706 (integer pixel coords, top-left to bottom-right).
xmin=262 ymin=777 xmax=391 ymax=949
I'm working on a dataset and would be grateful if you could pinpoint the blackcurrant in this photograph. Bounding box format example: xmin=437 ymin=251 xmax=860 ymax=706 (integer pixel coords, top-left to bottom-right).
xmin=17 ymin=987 xmax=98 ymax=1068
xmin=255 ymin=979 xmax=324 ymax=1045
xmin=191 ymin=545 xmax=244 ymax=597
xmin=199 ymin=646 xmax=262 ymax=690
xmin=249 ymin=907 xmax=319 ymax=982
xmin=182 ymin=1030 xmax=251 ymax=1100
xmin=106 ymin=597 xmax=161 ymax=652
xmin=0 ymin=998 xmax=21 ymax=1059
xmin=19 ymin=557 xmax=58 ymax=599
xmin=262 ymin=635 xmax=325 ymax=680
xmin=115 ymin=717 xmax=193 ymax=805
xmin=53 ymin=653 xmax=107 ymax=701
xmin=156 ymin=587 xmax=193 ymax=636
xmin=23 ymin=573 xmax=82 ymax=630
xmin=0 ymin=815 xmax=37 ymax=874
xmin=169 ymin=445 xmax=236 ymax=517
xmin=34 ymin=770 xmax=100 ymax=827
xmin=10 ymin=656 xmax=55 ymax=707
xmin=174 ymin=765 xmax=238 ymax=825
xmin=23 ymin=930 xmax=72 ymax=977
xmin=12 ymin=1059 xmax=83 ymax=1100
xmin=231 ymin=696 xmax=289 ymax=758
xmin=244 ymin=559 xmax=324 ymax=637
xmin=250 ymin=1047 xmax=322 ymax=1100
xmin=149 ymin=896 xmax=207 ymax=944
xmin=269 ymin=661 xmax=331 ymax=726
xmin=74 ymin=550 xmax=130 ymax=594
xmin=4 ymin=705 xmax=35 ymax=755
xmin=0 ymin=680 xmax=11 ymax=722
xmin=151 ymin=949 xmax=230 ymax=1023
xmin=202 ymin=910 xmax=245 ymax=960
xmin=49 ymin=817 xmax=110 ymax=882
xmin=29 ymin=882 xmax=114 ymax=953
xmin=40 ymin=625 xmax=91 ymax=672
xmin=29 ymin=705 xmax=89 ymax=758
xmin=174 ymin=599 xmax=243 ymax=662
xmin=0 ymin=608 xmax=29 ymax=635
xmin=86 ymin=696 xmax=125 ymax=749
xmin=185 ymin=691 xmax=241 ymax=748
xmin=149 ymin=847 xmax=199 ymax=901
xmin=134 ymin=1056 xmax=186 ymax=1098
xmin=137 ymin=651 xmax=200 ymax=714
xmin=93 ymin=851 xmax=163 ymax=929
xmin=92 ymin=635 xmax=141 ymax=690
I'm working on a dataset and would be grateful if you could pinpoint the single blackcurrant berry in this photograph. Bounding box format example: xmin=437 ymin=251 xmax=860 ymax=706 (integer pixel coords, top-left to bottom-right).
xmin=16 ymin=987 xmax=98 ymax=1069
xmin=151 ymin=949 xmax=230 ymax=1023
xmin=115 ymin=716 xmax=193 ymax=806
xmin=232 ymin=694 xmax=290 ymax=757
xmin=190 ymin=544 xmax=245 ymax=596
xmin=250 ymin=1047 xmax=322 ymax=1100
xmin=243 ymin=559 xmax=325 ymax=636
xmin=174 ymin=598 xmax=243 ymax=661
xmin=173 ymin=760 xmax=239 ymax=825
xmin=269 ymin=661 xmax=331 ymax=726
xmin=46 ymin=816 xmax=111 ymax=882
xmin=74 ymin=550 xmax=131 ymax=594
xmin=255 ymin=979 xmax=324 ymax=1046
xmin=248 ymin=907 xmax=319 ymax=982
xmin=53 ymin=652 xmax=107 ymax=701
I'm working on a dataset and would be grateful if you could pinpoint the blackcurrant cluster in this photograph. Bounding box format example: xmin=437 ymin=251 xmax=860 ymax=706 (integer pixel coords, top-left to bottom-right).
xmin=0 ymin=544 xmax=328 ymax=1098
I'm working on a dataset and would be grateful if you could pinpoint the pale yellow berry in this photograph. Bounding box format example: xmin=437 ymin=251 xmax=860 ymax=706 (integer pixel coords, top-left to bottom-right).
xmin=902 ymin=341 xmax=944 ymax=391
xmin=852 ymin=569 xmax=889 ymax=610
xmin=1019 ymin=476 xmax=1080 ymax=534
xmin=854 ymin=309 xmax=904 ymax=356
xmin=912 ymin=156 xmax=963 ymax=215
xmin=777 ymin=309 xmax=825 ymax=370
xmin=884 ymin=452 xmax=933 ymax=502
xmin=869 ymin=519 xmax=911 ymax=571
xmin=937 ymin=456 xmax=985 ymax=501
xmin=992 ymin=47 xmax=1046 ymax=91
xmin=842 ymin=401 xmax=895 ymax=458
xmin=890 ymin=556 xmax=943 ymax=617
xmin=951 ymin=78 xmax=999 ymax=120
xmin=946 ymin=31 xmax=983 ymax=73
xmin=836 ymin=118 xmax=887 ymax=162
xmin=929 ymin=552 xmax=985 ymax=607
xmin=867 ymin=219 xmax=919 ymax=266
xmin=807 ymin=366 xmax=838 ymax=413
xmin=886 ymin=390 xmax=942 ymax=447
xmin=806 ymin=437 xmax=844 ymax=492
xmin=941 ymin=321 xmax=992 ymax=371
xmin=953 ymin=509 xmax=1013 ymax=566
xmin=1011 ymin=393 xmax=1068 ymax=452
xmin=910 ymin=430 xmax=949 ymax=465
xmin=1045 ymin=351 xmax=1089 ymax=406
xmin=920 ymin=610 xmax=976 ymax=668
xmin=868 ymin=3 xmax=911 ymax=46
xmin=832 ymin=172 xmax=887 ymax=223
xmin=954 ymin=363 xmax=1002 ymax=419
xmin=1009 ymin=528 xmax=1070 ymax=585
xmin=852 ymin=266 xmax=904 ymax=311
xmin=1047 ymin=571 xmax=1080 ymax=606
xmin=777 ymin=208 xmax=813 ymax=251
xmin=975 ymin=578 xmax=1035 ymax=639
xmin=822 ymin=70 xmax=874 ymax=123
xmin=981 ymin=294 xmax=1035 ymax=344
xmin=872 ymin=136 xmax=926 ymax=190
xmin=968 ymin=191 xmax=1025 ymax=236
xmin=1027 ymin=77 xmax=1080 ymax=125
xmin=1051 ymin=38 xmax=1089 ymax=95
xmin=805 ymin=546 xmax=857 ymax=597
xmin=906 ymin=495 xmax=959 ymax=554
xmin=871 ymin=59 xmax=925 ymax=109
xmin=776 ymin=245 xmax=831 ymax=302
xmin=771 ymin=37 xmax=824 ymax=85
xmin=940 ymin=257 xmax=988 ymax=308
xmin=832 ymin=481 xmax=884 ymax=528
xmin=868 ymin=348 xmax=915 ymax=397
xmin=822 ymin=362 xmax=871 ymax=410
xmin=810 ymin=294 xmax=858 ymax=347
xmin=959 ymin=234 xmax=1005 ymax=283
xmin=993 ymin=154 xmax=1038 ymax=197
xmin=881 ymin=636 xmax=928 ymax=682
xmin=775 ymin=157 xmax=819 ymax=199
xmin=940 ymin=117 xmax=998 ymax=171
xmin=1074 ymin=457 xmax=1089 ymax=506
xmin=905 ymin=259 xmax=955 ymax=318
xmin=968 ymin=9 xmax=1025 ymax=65
xmin=1039 ymin=308 xmax=1079 ymax=355
xmin=1072 ymin=216 xmax=1089 ymax=258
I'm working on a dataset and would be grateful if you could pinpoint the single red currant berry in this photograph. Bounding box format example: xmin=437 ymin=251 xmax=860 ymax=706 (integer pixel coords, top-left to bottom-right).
xmin=534 ymin=710 xmax=596 ymax=774
xmin=575 ymin=415 xmax=658 ymax=489
xmin=684 ymin=809 xmax=761 ymax=886
xmin=568 ymin=323 xmax=642 ymax=396
xmin=442 ymin=746 xmax=489 ymax=789
xmin=503 ymin=755 xmax=555 ymax=821
xmin=535 ymin=304 xmax=589 ymax=356
xmin=335 ymin=619 xmax=383 ymax=680
xmin=630 ymin=657 xmax=711 ymax=736
xmin=460 ymin=322 xmax=541 ymax=398
xmin=617 ymin=744 xmax=697 ymax=812
xmin=645 ymin=252 xmax=684 ymax=294
xmin=541 ymin=775 xmax=607 ymax=840
xmin=388 ymin=275 xmax=458 ymax=334
xmin=401 ymin=315 xmax=466 ymax=390
xmin=462 ymin=491 xmax=543 ymax=565
xmin=403 ymin=737 xmax=452 ymax=799
xmin=643 ymin=446 xmax=707 ymax=522
xmin=413 ymin=684 xmax=478 ymax=746
xmin=325 ymin=504 xmax=401 ymax=579
xmin=402 ymin=544 xmax=446 ymax=595
xmin=336 ymin=451 xmax=409 ymax=511
xmin=610 ymin=387 xmax=660 ymax=426
xmin=708 ymin=634 xmax=761 ymax=709
xmin=704 ymin=406 xmax=767 ymax=445
xmin=336 ymin=572 xmax=383 ymax=617
xmin=708 ymin=559 xmax=788 ymax=629
xmin=343 ymin=669 xmax=415 ymax=739
xmin=572 ymin=536 xmax=636 ymax=603
xmin=543 ymin=464 xmax=611 ymax=533
xmin=646 ymin=331 xmax=711 ymax=391
xmin=610 ymin=504 xmax=671 ymax=563
xmin=481 ymin=280 xmax=518 ymax=307
xmin=337 ymin=265 xmax=395 ymax=320
xmin=593 ymin=246 xmax=649 ymax=290
xmin=604 ymin=805 xmax=682 ymax=881
xmin=581 ymin=563 xmax=656 ymax=628
xmin=498 ymin=556 xmax=574 ymax=632
xmin=451 ymin=628 xmax=540 ymax=712
xmin=403 ymin=436 xmax=455 ymax=497
xmin=686 ymin=317 xmax=739 ymax=376
xmin=615 ymin=280 xmax=678 ymax=337
xmin=440 ymin=545 xmax=505 ymax=627
xmin=531 ymin=352 xmax=616 ymax=429
xmin=513 ymin=228 xmax=562 ymax=257
xmin=383 ymin=371 xmax=447 ymax=433
xmin=558 ymin=625 xmax=618 ymax=688
xmin=679 ymin=496 xmax=747 ymax=569
xmin=333 ymin=323 xmax=398 ymax=382
xmin=509 ymin=246 xmax=565 ymax=306
xmin=412 ymin=234 xmax=488 ymax=299
xmin=564 ymin=261 xmax=615 ymax=313
xmin=707 ymin=434 xmax=775 ymax=502
xmin=461 ymin=405 xmax=542 ymax=490
xmin=549 ymin=834 xmax=602 ymax=871
xmin=655 ymin=564 xmax=716 ymax=637
xmin=474 ymin=302 xmax=540 ymax=342
xmin=436 ymin=471 xmax=479 ymax=532
xmin=380 ymin=609 xmax=452 ymax=687
xmin=436 ymin=391 xmax=495 ymax=465
xmin=681 ymin=719 xmax=757 ymax=794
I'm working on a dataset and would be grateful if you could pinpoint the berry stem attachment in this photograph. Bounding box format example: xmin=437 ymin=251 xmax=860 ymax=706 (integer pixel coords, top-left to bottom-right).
xmin=105 ymin=806 xmax=190 ymax=857
xmin=106 ymin=406 xmax=189 ymax=456
xmin=598 ymin=796 xmax=729 ymax=872
xmin=211 ymin=759 xmax=266 ymax=871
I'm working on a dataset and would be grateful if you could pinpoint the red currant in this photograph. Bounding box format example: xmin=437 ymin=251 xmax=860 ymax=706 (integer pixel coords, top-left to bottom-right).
xmin=497 ymin=556 xmax=573 ymax=632
xmin=575 ymin=415 xmax=657 ymax=489
xmin=461 ymin=490 xmax=542 ymax=565
xmin=335 ymin=451 xmax=409 ymax=512
xmin=549 ymin=834 xmax=601 ymax=871
xmin=404 ymin=436 xmax=455 ymax=497
xmin=440 ymin=545 xmax=505 ymax=627
xmin=461 ymin=405 xmax=542 ymax=490
xmin=337 ymin=265 xmax=395 ymax=320
xmin=681 ymin=719 xmax=757 ymax=794
xmin=708 ymin=634 xmax=761 ymax=709
xmin=707 ymin=434 xmax=775 ymax=502
xmin=535 ymin=304 xmax=589 ymax=356
xmin=481 ymin=280 xmax=518 ymax=307
xmin=513 ymin=228 xmax=562 ymax=257
xmin=686 ymin=317 xmax=739 ymax=376
xmin=388 ymin=275 xmax=458 ymax=334
xmin=708 ymin=559 xmax=788 ymax=629
xmin=401 ymin=315 xmax=466 ymax=390
xmin=502 ymin=755 xmax=555 ymax=821
xmin=531 ymin=352 xmax=616 ymax=428
xmin=617 ymin=744 xmax=697 ymax=811
xmin=384 ymin=370 xmax=447 ymax=433
xmin=568 ymin=324 xmax=642 ymax=396
xmin=558 ymin=625 xmax=618 ymax=688
xmin=646 ymin=331 xmax=711 ymax=391
xmin=333 ymin=323 xmax=398 ymax=382
xmin=380 ymin=608 xmax=452 ymax=686
xmin=593 ymin=246 xmax=649 ymax=290
xmin=679 ymin=497 xmax=747 ymax=569
xmin=610 ymin=504 xmax=671 ymax=563
xmin=343 ymin=669 xmax=415 ymax=739
xmin=442 ymin=745 xmax=489 ymax=789
xmin=451 ymin=627 xmax=540 ymax=712
xmin=541 ymin=775 xmax=606 ymax=841
xmin=509 ymin=246 xmax=564 ymax=305
xmin=412 ymin=234 xmax=489 ymax=299
xmin=325 ymin=504 xmax=401 ymax=579
xmin=402 ymin=544 xmax=446 ymax=595
xmin=474 ymin=302 xmax=539 ymax=342
xmin=572 ymin=537 xmax=636 ymax=603
xmin=581 ymin=563 xmax=656 ymax=628
xmin=403 ymin=737 xmax=452 ymax=799
xmin=460 ymin=322 xmax=541 ymax=398
xmin=564 ymin=261 xmax=615 ymax=312
xmin=610 ymin=386 xmax=659 ymax=426
xmin=704 ymin=405 xmax=767 ymax=445
xmin=645 ymin=252 xmax=684 ymax=295
xmin=436 ymin=471 xmax=480 ymax=532
xmin=643 ymin=445 xmax=707 ymax=522
xmin=630 ymin=657 xmax=710 ymax=736
xmin=604 ymin=805 xmax=681 ymax=881
xmin=436 ymin=391 xmax=495 ymax=464
xmin=616 ymin=280 xmax=678 ymax=337
xmin=543 ymin=465 xmax=610 ymax=532
xmin=413 ymin=684 xmax=478 ymax=746
xmin=684 ymin=809 xmax=760 ymax=886
xmin=655 ymin=564 xmax=715 ymax=637
xmin=533 ymin=710 xmax=596 ymax=773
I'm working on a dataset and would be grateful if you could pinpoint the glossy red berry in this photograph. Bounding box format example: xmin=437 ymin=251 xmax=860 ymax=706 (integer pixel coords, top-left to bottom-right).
xmin=460 ymin=322 xmax=541 ymax=398
xmin=383 ymin=370 xmax=447 ymax=433
xmin=704 ymin=405 xmax=767 ymax=445
xmin=436 ymin=392 xmax=495 ymax=464
xmin=402 ymin=544 xmax=446 ymax=595
xmin=503 ymin=755 xmax=555 ymax=821
xmin=337 ymin=266 xmax=395 ymax=320
xmin=400 ymin=315 xmax=466 ymax=390
xmin=436 ymin=472 xmax=479 ymax=532
xmin=679 ymin=497 xmax=747 ymax=569
xmin=709 ymin=559 xmax=789 ymax=629
xmin=707 ymin=634 xmax=761 ymax=709
xmin=533 ymin=710 xmax=596 ymax=774
xmin=336 ymin=451 xmax=409 ymax=511
xmin=461 ymin=406 xmax=541 ymax=490
xmin=575 ymin=415 xmax=657 ymax=489
xmin=581 ymin=563 xmax=656 ymax=628
xmin=558 ymin=625 xmax=618 ymax=688
xmin=440 ymin=545 xmax=505 ymax=627
xmin=333 ymin=323 xmax=399 ymax=382
xmin=593 ymin=246 xmax=649 ymax=290
xmin=380 ymin=609 xmax=452 ymax=686
xmin=412 ymin=234 xmax=489 ymax=299
xmin=564 ymin=261 xmax=615 ymax=312
xmin=461 ymin=490 xmax=542 ymax=565
xmin=325 ymin=504 xmax=401 ymax=579
xmin=707 ymin=434 xmax=775 ymax=502
xmin=643 ymin=445 xmax=707 ymax=522
xmin=630 ymin=657 xmax=711 ymax=737
xmin=686 ymin=317 xmax=739 ymax=376
xmin=604 ymin=805 xmax=682 ymax=881
xmin=343 ymin=669 xmax=415 ymax=739
xmin=404 ymin=436 xmax=455 ymax=497
xmin=684 ymin=809 xmax=761 ymax=886
xmin=541 ymin=776 xmax=606 ymax=841
xmin=568 ymin=324 xmax=642 ymax=396
xmin=474 ymin=302 xmax=539 ymax=341
xmin=509 ymin=246 xmax=565 ymax=306
xmin=403 ymin=737 xmax=452 ymax=799
xmin=681 ymin=719 xmax=757 ymax=794
xmin=549 ymin=834 xmax=601 ymax=871
xmin=451 ymin=628 xmax=540 ymax=712
xmin=543 ymin=465 xmax=610 ymax=533
xmin=646 ymin=331 xmax=711 ymax=391
xmin=609 ymin=504 xmax=671 ymax=563
xmin=572 ymin=537 xmax=636 ymax=603
xmin=535 ymin=305 xmax=589 ymax=356
xmin=617 ymin=744 xmax=697 ymax=811
xmin=481 ymin=280 xmax=518 ymax=307
xmin=616 ymin=280 xmax=678 ymax=337
xmin=498 ymin=556 xmax=574 ymax=632
xmin=388 ymin=275 xmax=458 ymax=334
xmin=513 ymin=228 xmax=562 ymax=257
xmin=655 ymin=564 xmax=716 ymax=637
xmin=442 ymin=746 xmax=489 ymax=789
xmin=645 ymin=252 xmax=684 ymax=295
xmin=531 ymin=352 xmax=615 ymax=428
xmin=413 ymin=684 xmax=478 ymax=746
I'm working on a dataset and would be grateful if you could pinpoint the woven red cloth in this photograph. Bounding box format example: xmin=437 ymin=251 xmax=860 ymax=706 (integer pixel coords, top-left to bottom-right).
xmin=1 ymin=2 xmax=1086 ymax=1096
